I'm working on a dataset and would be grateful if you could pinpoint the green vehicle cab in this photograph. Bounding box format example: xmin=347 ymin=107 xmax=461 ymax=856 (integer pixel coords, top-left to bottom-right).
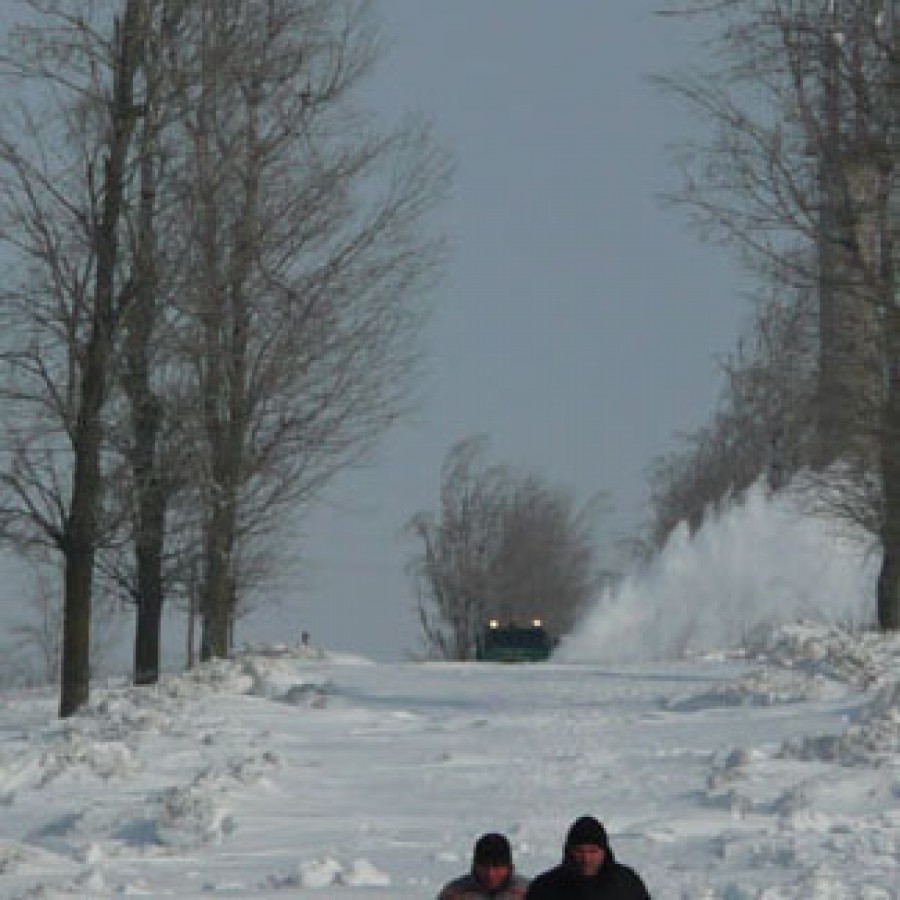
xmin=476 ymin=618 xmax=553 ymax=663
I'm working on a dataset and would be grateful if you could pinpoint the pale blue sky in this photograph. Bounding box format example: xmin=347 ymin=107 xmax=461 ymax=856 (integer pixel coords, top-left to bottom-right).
xmin=252 ymin=1 xmax=750 ymax=660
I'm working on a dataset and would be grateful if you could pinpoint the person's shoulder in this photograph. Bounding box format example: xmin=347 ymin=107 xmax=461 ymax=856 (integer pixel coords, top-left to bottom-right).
xmin=610 ymin=860 xmax=651 ymax=898
xmin=523 ymin=864 xmax=564 ymax=898
xmin=437 ymin=873 xmax=476 ymax=899
xmin=438 ymin=873 xmax=527 ymax=900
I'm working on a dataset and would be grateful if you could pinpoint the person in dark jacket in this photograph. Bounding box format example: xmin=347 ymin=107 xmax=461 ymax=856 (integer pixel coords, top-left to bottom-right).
xmin=438 ymin=832 xmax=529 ymax=899
xmin=525 ymin=815 xmax=650 ymax=900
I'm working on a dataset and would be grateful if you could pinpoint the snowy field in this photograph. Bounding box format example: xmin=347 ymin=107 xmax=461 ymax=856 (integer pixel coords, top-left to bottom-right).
xmin=1 ymin=484 xmax=899 ymax=898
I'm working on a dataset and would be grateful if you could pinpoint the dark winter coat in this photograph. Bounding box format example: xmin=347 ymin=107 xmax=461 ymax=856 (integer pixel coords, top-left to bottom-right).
xmin=524 ymin=853 xmax=650 ymax=900
xmin=438 ymin=869 xmax=529 ymax=900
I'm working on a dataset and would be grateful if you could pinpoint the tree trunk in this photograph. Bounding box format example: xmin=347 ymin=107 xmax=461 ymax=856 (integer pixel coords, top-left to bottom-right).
xmin=127 ymin=45 xmax=165 ymax=686
xmin=132 ymin=434 xmax=165 ymax=683
xmin=200 ymin=500 xmax=234 ymax=659
xmin=133 ymin=551 xmax=163 ymax=684
xmin=878 ymin=10 xmax=900 ymax=632
xmin=195 ymin=0 xmax=230 ymax=662
xmin=196 ymin=8 xmax=252 ymax=660
xmin=816 ymin=11 xmax=846 ymax=468
xmin=878 ymin=305 xmax=900 ymax=629
xmin=60 ymin=527 xmax=94 ymax=716
xmin=187 ymin=559 xmax=198 ymax=669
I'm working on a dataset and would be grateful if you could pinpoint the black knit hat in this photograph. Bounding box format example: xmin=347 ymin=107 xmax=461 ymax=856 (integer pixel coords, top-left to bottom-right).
xmin=473 ymin=832 xmax=512 ymax=867
xmin=565 ymin=816 xmax=608 ymax=851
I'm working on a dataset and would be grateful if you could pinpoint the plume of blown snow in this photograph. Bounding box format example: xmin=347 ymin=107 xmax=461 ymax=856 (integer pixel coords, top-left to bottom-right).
xmin=557 ymin=479 xmax=879 ymax=663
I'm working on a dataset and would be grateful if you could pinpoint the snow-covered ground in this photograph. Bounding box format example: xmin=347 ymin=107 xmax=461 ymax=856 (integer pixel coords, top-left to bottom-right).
xmin=1 ymin=483 xmax=898 ymax=898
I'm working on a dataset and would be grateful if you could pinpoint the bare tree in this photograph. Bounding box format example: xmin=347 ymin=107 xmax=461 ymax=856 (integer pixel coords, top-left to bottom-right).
xmin=112 ymin=0 xmax=182 ymax=685
xmin=60 ymin=0 xmax=146 ymax=715
xmin=0 ymin=0 xmax=448 ymax=697
xmin=0 ymin=0 xmax=150 ymax=714
xmin=0 ymin=0 xmax=207 ymax=693
xmin=488 ymin=476 xmax=604 ymax=637
xmin=158 ymin=0 xmax=449 ymax=659
xmin=406 ymin=437 xmax=606 ymax=660
xmin=647 ymin=279 xmax=821 ymax=547
xmin=658 ymin=0 xmax=900 ymax=628
xmin=405 ymin=437 xmax=507 ymax=660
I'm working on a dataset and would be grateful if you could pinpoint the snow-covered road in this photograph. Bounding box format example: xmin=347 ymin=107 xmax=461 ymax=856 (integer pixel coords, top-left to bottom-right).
xmin=1 ymin=623 xmax=897 ymax=898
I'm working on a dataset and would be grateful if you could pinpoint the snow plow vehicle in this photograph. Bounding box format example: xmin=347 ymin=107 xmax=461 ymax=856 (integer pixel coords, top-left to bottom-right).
xmin=475 ymin=619 xmax=553 ymax=663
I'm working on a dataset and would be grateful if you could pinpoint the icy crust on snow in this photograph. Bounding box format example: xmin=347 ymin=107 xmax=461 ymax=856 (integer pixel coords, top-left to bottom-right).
xmin=679 ymin=624 xmax=900 ymax=899
xmin=299 ymin=856 xmax=391 ymax=888
xmin=677 ymin=624 xmax=900 ymax=765
xmin=175 ymin=645 xmax=335 ymax=704
xmin=744 ymin=621 xmax=898 ymax=688
xmin=667 ymin=623 xmax=900 ymax=711
xmin=0 ymin=648 xmax=331 ymax=865
xmin=0 ymin=644 xmax=398 ymax=897
xmin=779 ymin=679 xmax=900 ymax=766
xmin=742 ymin=624 xmax=900 ymax=766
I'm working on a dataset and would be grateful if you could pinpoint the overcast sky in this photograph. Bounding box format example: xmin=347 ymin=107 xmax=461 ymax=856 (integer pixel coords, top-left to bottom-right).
xmin=244 ymin=1 xmax=751 ymax=661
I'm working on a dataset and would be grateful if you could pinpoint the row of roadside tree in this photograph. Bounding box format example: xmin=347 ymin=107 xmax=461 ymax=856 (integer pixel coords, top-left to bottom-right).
xmin=0 ymin=0 xmax=448 ymax=715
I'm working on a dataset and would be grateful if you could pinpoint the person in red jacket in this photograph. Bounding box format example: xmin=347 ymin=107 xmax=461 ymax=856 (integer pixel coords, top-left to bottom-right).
xmin=438 ymin=832 xmax=529 ymax=899
xmin=525 ymin=816 xmax=650 ymax=900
